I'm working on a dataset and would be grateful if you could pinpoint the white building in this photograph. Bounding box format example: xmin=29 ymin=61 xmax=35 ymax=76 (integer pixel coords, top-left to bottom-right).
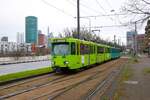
xmin=18 ymin=43 xmax=32 ymax=52
xmin=17 ymin=32 xmax=24 ymax=44
xmin=0 ymin=42 xmax=32 ymax=55
xmin=0 ymin=42 xmax=17 ymax=54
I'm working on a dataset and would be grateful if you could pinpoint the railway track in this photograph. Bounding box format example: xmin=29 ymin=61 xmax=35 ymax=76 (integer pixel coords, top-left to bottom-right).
xmin=0 ymin=58 xmax=126 ymax=100
xmin=30 ymin=68 xmax=109 ymax=100
xmin=85 ymin=69 xmax=120 ymax=100
xmin=0 ymin=68 xmax=105 ymax=100
xmin=0 ymin=73 xmax=67 ymax=99
xmin=53 ymin=58 xmax=127 ymax=100
xmin=0 ymin=73 xmax=55 ymax=90
xmin=0 ymin=61 xmax=113 ymax=98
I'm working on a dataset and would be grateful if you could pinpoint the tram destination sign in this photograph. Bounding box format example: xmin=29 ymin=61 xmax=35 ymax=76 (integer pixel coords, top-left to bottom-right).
xmin=54 ymin=39 xmax=66 ymax=42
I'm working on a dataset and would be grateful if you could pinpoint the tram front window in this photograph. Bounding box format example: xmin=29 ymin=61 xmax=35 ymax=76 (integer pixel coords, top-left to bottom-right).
xmin=52 ymin=43 xmax=70 ymax=56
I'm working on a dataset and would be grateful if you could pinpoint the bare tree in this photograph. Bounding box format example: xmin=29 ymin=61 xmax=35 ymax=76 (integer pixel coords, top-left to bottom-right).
xmin=62 ymin=28 xmax=123 ymax=48
xmin=122 ymin=0 xmax=150 ymax=23
xmin=64 ymin=28 xmax=72 ymax=38
xmin=58 ymin=33 xmax=64 ymax=38
xmin=121 ymin=0 xmax=150 ymax=53
xmin=63 ymin=27 xmax=94 ymax=40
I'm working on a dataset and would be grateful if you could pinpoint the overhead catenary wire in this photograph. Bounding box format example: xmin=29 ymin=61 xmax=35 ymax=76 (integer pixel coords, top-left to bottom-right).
xmin=94 ymin=0 xmax=114 ymax=21
xmin=65 ymin=0 xmax=91 ymax=15
xmin=77 ymin=13 xmax=128 ymax=18
xmin=105 ymin=0 xmax=113 ymax=10
xmin=65 ymin=0 xmax=76 ymax=7
xmin=82 ymin=24 xmax=128 ymax=28
xmin=41 ymin=0 xmax=74 ymax=17
xmin=103 ymin=0 xmax=118 ymax=24
xmin=72 ymin=0 xmax=116 ymax=28
xmin=72 ymin=0 xmax=103 ymax=14
xmin=41 ymin=0 xmax=130 ymax=31
xmin=95 ymin=0 xmax=107 ymax=14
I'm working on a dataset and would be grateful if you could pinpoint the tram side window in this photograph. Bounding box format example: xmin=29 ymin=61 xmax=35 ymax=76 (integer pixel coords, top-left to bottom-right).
xmin=98 ymin=47 xmax=104 ymax=53
xmin=84 ymin=45 xmax=89 ymax=54
xmin=80 ymin=44 xmax=90 ymax=54
xmin=71 ymin=43 xmax=76 ymax=55
xmin=97 ymin=47 xmax=104 ymax=53
xmin=80 ymin=44 xmax=84 ymax=55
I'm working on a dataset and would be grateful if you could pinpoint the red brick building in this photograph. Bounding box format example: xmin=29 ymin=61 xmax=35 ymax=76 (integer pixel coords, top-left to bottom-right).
xmin=137 ymin=34 xmax=145 ymax=53
xmin=38 ymin=33 xmax=45 ymax=45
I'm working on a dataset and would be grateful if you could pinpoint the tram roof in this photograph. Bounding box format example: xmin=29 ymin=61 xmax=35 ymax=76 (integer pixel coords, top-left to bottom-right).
xmin=50 ymin=38 xmax=114 ymax=48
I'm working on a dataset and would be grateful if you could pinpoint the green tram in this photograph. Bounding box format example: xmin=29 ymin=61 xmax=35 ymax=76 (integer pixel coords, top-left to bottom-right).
xmin=50 ymin=38 xmax=120 ymax=72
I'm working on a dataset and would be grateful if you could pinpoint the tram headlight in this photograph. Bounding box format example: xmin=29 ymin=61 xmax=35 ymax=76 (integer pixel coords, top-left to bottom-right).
xmin=64 ymin=61 xmax=69 ymax=64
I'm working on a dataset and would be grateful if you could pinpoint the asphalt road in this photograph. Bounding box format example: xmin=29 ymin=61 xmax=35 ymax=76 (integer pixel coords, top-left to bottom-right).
xmin=0 ymin=61 xmax=51 ymax=76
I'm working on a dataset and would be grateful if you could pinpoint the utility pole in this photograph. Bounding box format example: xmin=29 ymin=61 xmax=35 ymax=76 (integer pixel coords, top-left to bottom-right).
xmin=114 ymin=35 xmax=116 ymax=47
xmin=118 ymin=38 xmax=119 ymax=45
xmin=77 ymin=0 xmax=80 ymax=39
xmin=47 ymin=26 xmax=49 ymax=35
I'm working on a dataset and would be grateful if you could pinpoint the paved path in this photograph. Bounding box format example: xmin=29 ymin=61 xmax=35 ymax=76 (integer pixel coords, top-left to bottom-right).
xmin=121 ymin=57 xmax=150 ymax=100
xmin=0 ymin=61 xmax=51 ymax=76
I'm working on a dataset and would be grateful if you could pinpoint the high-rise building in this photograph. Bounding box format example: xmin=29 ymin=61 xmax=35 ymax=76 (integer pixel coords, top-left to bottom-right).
xmin=126 ymin=31 xmax=137 ymax=51
xmin=1 ymin=36 xmax=8 ymax=42
xmin=17 ymin=32 xmax=24 ymax=44
xmin=25 ymin=16 xmax=38 ymax=44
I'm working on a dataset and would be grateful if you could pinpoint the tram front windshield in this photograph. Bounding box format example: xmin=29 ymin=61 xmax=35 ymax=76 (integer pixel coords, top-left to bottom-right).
xmin=52 ymin=43 xmax=70 ymax=56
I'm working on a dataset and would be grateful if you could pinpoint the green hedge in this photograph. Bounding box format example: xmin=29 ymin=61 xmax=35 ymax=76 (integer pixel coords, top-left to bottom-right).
xmin=0 ymin=67 xmax=53 ymax=83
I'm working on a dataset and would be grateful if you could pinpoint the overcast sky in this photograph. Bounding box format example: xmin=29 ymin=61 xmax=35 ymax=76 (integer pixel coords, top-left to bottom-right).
xmin=0 ymin=0 xmax=146 ymax=44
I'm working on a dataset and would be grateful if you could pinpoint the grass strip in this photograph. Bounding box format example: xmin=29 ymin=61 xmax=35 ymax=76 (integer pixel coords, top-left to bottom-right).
xmin=143 ymin=67 xmax=150 ymax=74
xmin=120 ymin=65 xmax=133 ymax=81
xmin=0 ymin=67 xmax=53 ymax=83
xmin=113 ymin=62 xmax=133 ymax=100
xmin=113 ymin=56 xmax=139 ymax=100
